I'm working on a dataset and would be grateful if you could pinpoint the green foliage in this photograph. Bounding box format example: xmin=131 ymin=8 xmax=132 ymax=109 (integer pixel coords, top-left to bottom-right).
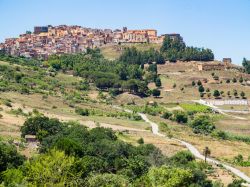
xmin=137 ymin=138 xmax=144 ymax=144
xmin=46 ymin=49 xmax=149 ymax=96
xmin=198 ymin=85 xmax=205 ymax=93
xmin=172 ymin=110 xmax=188 ymax=123
xmin=242 ymin=58 xmax=250 ymax=74
xmin=233 ymin=154 xmax=250 ymax=167
xmin=20 ymin=116 xmax=64 ymax=140
xmin=120 ymin=47 xmax=164 ymax=65
xmin=137 ymin=165 xmax=193 ymax=187
xmin=75 ymin=107 xmax=89 ymax=116
xmin=0 ymin=141 xmax=25 ymax=182
xmin=180 ymin=103 xmax=212 ymax=114
xmin=161 ymin=111 xmax=173 ymax=119
xmin=0 ymin=52 xmax=41 ymax=67
xmin=213 ymin=90 xmax=220 ymax=98
xmin=87 ymin=173 xmax=129 ymax=187
xmin=161 ymin=36 xmax=214 ymax=62
xmin=155 ymin=77 xmax=162 ymax=87
xmin=152 ymin=89 xmax=161 ymax=97
xmin=189 ymin=115 xmax=215 ymax=135
xmin=228 ymin=179 xmax=244 ymax=187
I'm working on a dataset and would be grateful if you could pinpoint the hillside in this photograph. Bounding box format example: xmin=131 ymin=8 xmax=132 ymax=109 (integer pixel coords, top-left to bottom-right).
xmin=0 ymin=42 xmax=250 ymax=186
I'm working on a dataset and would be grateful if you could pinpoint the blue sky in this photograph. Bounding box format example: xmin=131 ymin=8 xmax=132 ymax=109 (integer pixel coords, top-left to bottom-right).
xmin=0 ymin=0 xmax=249 ymax=64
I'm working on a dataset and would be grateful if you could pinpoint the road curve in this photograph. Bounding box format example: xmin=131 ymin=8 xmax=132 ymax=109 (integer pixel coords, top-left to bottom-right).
xmin=113 ymin=105 xmax=250 ymax=183
xmin=137 ymin=112 xmax=250 ymax=184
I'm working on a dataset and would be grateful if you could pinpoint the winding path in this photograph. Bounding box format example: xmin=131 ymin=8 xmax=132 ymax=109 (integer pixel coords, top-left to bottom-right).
xmin=138 ymin=112 xmax=250 ymax=184
xmin=113 ymin=106 xmax=250 ymax=184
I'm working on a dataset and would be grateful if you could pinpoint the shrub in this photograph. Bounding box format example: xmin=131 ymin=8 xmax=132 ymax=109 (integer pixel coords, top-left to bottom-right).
xmin=137 ymin=138 xmax=144 ymax=144
xmin=161 ymin=111 xmax=172 ymax=119
xmin=172 ymin=110 xmax=188 ymax=123
xmin=189 ymin=115 xmax=215 ymax=135
xmin=152 ymin=89 xmax=160 ymax=97
xmin=75 ymin=108 xmax=89 ymax=116
xmin=213 ymin=90 xmax=220 ymax=98
xmin=211 ymin=130 xmax=228 ymax=140
xmin=198 ymin=85 xmax=204 ymax=93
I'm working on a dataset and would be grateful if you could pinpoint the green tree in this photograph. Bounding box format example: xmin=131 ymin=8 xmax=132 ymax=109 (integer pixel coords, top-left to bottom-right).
xmin=239 ymin=77 xmax=244 ymax=83
xmin=240 ymin=91 xmax=245 ymax=99
xmin=155 ymin=77 xmax=162 ymax=87
xmin=0 ymin=141 xmax=25 ymax=181
xmin=242 ymin=58 xmax=250 ymax=74
xmin=152 ymin=89 xmax=161 ymax=97
xmin=198 ymin=85 xmax=205 ymax=93
xmin=232 ymin=77 xmax=237 ymax=83
xmin=87 ymin=173 xmax=129 ymax=187
xmin=3 ymin=150 xmax=80 ymax=186
xmin=213 ymin=90 xmax=220 ymax=98
xmin=190 ymin=115 xmax=215 ymax=135
xmin=172 ymin=110 xmax=188 ymax=123
xmin=137 ymin=166 xmax=193 ymax=187
xmin=203 ymin=147 xmax=211 ymax=163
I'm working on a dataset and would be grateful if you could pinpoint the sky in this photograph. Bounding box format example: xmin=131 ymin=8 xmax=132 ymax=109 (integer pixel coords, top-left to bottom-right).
xmin=0 ymin=0 xmax=249 ymax=65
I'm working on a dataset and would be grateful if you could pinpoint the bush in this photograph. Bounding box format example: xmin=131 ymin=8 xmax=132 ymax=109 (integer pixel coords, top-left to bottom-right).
xmin=87 ymin=173 xmax=129 ymax=187
xmin=189 ymin=115 xmax=215 ymax=135
xmin=172 ymin=110 xmax=188 ymax=123
xmin=211 ymin=130 xmax=228 ymax=140
xmin=198 ymin=85 xmax=204 ymax=93
xmin=75 ymin=108 xmax=89 ymax=116
xmin=213 ymin=90 xmax=220 ymax=98
xmin=137 ymin=138 xmax=144 ymax=144
xmin=161 ymin=111 xmax=172 ymax=119
xmin=152 ymin=89 xmax=160 ymax=97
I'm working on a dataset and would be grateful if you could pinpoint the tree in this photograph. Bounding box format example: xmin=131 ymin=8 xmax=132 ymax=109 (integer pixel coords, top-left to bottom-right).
xmin=226 ymin=79 xmax=230 ymax=83
xmin=137 ymin=166 xmax=193 ymax=187
xmin=152 ymin=89 xmax=161 ymax=97
xmin=213 ymin=90 xmax=220 ymax=98
xmin=87 ymin=173 xmax=129 ymax=187
xmin=232 ymin=77 xmax=237 ymax=83
xmin=242 ymin=58 xmax=250 ymax=74
xmin=173 ymin=110 xmax=188 ymax=123
xmin=203 ymin=147 xmax=211 ymax=163
xmin=197 ymin=80 xmax=202 ymax=86
xmin=20 ymin=116 xmax=64 ymax=140
xmin=155 ymin=77 xmax=162 ymax=87
xmin=190 ymin=115 xmax=215 ymax=135
xmin=240 ymin=91 xmax=245 ymax=99
xmin=137 ymin=138 xmax=144 ymax=144
xmin=192 ymin=81 xmax=196 ymax=86
xmin=239 ymin=77 xmax=244 ymax=83
xmin=0 ymin=141 xmax=25 ymax=181
xmin=233 ymin=89 xmax=238 ymax=97
xmin=227 ymin=91 xmax=231 ymax=97
xmin=198 ymin=85 xmax=205 ymax=93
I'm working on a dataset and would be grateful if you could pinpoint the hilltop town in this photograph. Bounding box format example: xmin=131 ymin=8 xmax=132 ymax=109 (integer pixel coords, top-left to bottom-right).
xmin=0 ymin=25 xmax=183 ymax=59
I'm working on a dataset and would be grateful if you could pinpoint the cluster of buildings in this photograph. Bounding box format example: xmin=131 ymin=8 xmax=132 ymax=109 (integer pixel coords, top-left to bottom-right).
xmin=0 ymin=25 xmax=181 ymax=59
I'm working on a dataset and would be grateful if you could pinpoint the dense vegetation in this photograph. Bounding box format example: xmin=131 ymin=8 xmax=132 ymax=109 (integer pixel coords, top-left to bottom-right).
xmin=46 ymin=48 xmax=150 ymax=96
xmin=242 ymin=58 xmax=250 ymax=74
xmin=0 ymin=116 xmax=214 ymax=186
xmin=0 ymin=50 xmax=41 ymax=67
xmin=161 ymin=36 xmax=214 ymax=62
